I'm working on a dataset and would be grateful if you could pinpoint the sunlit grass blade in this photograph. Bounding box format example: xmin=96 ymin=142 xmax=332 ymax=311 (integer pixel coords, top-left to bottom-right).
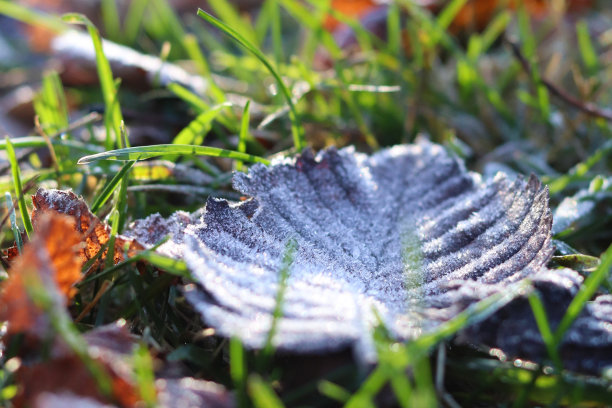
xmin=0 ymin=136 xmax=102 ymax=153
xmin=4 ymin=193 xmax=23 ymax=254
xmin=248 ymin=375 xmax=285 ymax=408
xmin=554 ymin=243 xmax=612 ymax=346
xmin=33 ymin=71 xmax=70 ymax=136
xmin=208 ymin=0 xmax=259 ymax=47
xmin=197 ymin=8 xmax=305 ymax=151
xmin=5 ymin=137 xmax=33 ymax=238
xmin=137 ymin=252 xmax=191 ymax=279
xmin=78 ymin=144 xmax=270 ymax=165
xmin=132 ymin=344 xmax=157 ymax=406
xmin=91 ymin=161 xmax=135 ymax=213
xmin=62 ymin=13 xmax=125 ymax=149
xmin=235 ymin=101 xmax=251 ymax=172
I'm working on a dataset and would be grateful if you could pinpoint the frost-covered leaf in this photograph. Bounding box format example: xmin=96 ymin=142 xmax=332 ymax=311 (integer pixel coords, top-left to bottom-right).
xmin=124 ymin=140 xmax=611 ymax=373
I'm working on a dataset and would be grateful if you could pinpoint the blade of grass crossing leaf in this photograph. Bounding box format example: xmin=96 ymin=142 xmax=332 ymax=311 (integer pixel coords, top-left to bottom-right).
xmin=78 ymin=144 xmax=270 ymax=165
xmin=62 ymin=14 xmax=125 ymax=149
xmin=137 ymin=252 xmax=191 ymax=279
xmin=197 ymin=9 xmax=305 ymax=151
xmin=4 ymin=193 xmax=22 ymax=254
xmin=248 ymin=375 xmax=285 ymax=408
xmin=554 ymin=243 xmax=612 ymax=346
xmin=230 ymin=337 xmax=248 ymax=408
xmin=5 ymin=138 xmax=32 ymax=238
xmin=576 ymin=21 xmax=600 ymax=77
xmin=527 ymin=292 xmax=562 ymax=371
xmin=133 ymin=344 xmax=157 ymax=406
xmin=91 ymin=161 xmax=135 ymax=213
xmin=261 ymin=239 xmax=297 ymax=360
xmin=236 ymin=101 xmax=251 ymax=172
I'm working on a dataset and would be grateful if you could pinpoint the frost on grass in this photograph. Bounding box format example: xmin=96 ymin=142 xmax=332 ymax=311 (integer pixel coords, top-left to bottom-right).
xmin=130 ymin=140 xmax=610 ymax=372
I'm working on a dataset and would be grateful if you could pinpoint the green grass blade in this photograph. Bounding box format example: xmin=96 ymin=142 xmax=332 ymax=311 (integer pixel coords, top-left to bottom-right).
xmin=576 ymin=21 xmax=600 ymax=77
xmin=123 ymin=0 xmax=148 ymax=44
xmin=208 ymin=0 xmax=259 ymax=47
xmin=172 ymin=102 xmax=233 ymax=145
xmin=261 ymin=238 xmax=297 ymax=359
xmin=197 ymin=9 xmax=305 ymax=151
xmin=4 ymin=193 xmax=22 ymax=254
xmin=132 ymin=344 xmax=157 ymax=406
xmin=137 ymin=252 xmax=191 ymax=279
xmin=101 ymin=0 xmax=121 ymax=42
xmin=5 ymin=137 xmax=33 ymax=238
xmin=0 ymin=0 xmax=67 ymax=33
xmin=78 ymin=144 xmax=270 ymax=165
xmin=182 ymin=34 xmax=211 ymax=76
xmin=527 ymin=292 xmax=562 ymax=371
xmin=235 ymin=101 xmax=251 ymax=172
xmin=91 ymin=161 xmax=135 ymax=213
xmin=230 ymin=337 xmax=248 ymax=408
xmin=248 ymin=375 xmax=285 ymax=408
xmin=0 ymin=136 xmax=102 ymax=153
xmin=167 ymin=83 xmax=210 ymax=112
xmin=554 ymin=243 xmax=612 ymax=345
xmin=435 ymin=0 xmax=468 ymax=31
xmin=62 ymin=13 xmax=125 ymax=149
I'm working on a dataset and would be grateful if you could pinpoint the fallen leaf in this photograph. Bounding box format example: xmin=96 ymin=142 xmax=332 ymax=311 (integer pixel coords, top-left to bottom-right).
xmin=0 ymin=212 xmax=82 ymax=336
xmin=13 ymin=322 xmax=141 ymax=408
xmin=128 ymin=140 xmax=612 ymax=373
xmin=31 ymin=189 xmax=143 ymax=268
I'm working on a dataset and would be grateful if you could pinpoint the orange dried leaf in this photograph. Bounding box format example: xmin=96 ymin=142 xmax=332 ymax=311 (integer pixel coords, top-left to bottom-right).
xmin=31 ymin=189 xmax=144 ymax=268
xmin=0 ymin=213 xmax=83 ymax=336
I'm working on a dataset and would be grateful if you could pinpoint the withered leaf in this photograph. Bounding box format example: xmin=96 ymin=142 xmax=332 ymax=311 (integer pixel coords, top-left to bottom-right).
xmin=31 ymin=189 xmax=143 ymax=267
xmin=14 ymin=322 xmax=141 ymax=408
xmin=0 ymin=212 xmax=83 ymax=336
xmin=128 ymin=140 xmax=612 ymax=373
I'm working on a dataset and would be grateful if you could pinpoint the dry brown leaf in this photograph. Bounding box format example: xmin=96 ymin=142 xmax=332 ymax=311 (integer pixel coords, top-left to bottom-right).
xmin=31 ymin=189 xmax=144 ymax=268
xmin=13 ymin=322 xmax=142 ymax=408
xmin=0 ymin=212 xmax=83 ymax=336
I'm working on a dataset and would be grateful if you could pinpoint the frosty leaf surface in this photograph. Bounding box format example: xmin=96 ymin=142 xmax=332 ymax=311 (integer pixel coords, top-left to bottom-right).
xmin=127 ymin=140 xmax=612 ymax=372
